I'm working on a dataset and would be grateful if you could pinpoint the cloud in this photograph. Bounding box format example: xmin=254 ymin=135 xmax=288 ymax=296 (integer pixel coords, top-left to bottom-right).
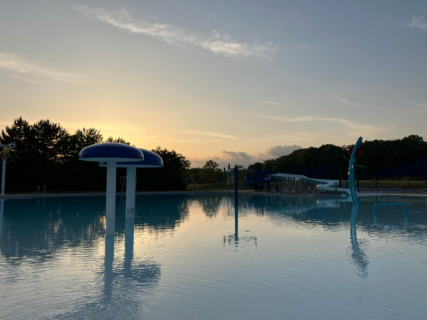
xmin=190 ymin=150 xmax=256 ymax=168
xmin=265 ymin=145 xmax=302 ymax=157
xmin=406 ymin=15 xmax=427 ymax=31
xmin=333 ymin=94 xmax=367 ymax=108
xmin=175 ymin=130 xmax=239 ymax=140
xmin=74 ymin=5 xmax=275 ymax=58
xmin=252 ymin=99 xmax=278 ymax=106
xmin=221 ymin=150 xmax=252 ymax=161
xmin=243 ymin=111 xmax=388 ymax=137
xmin=0 ymin=53 xmax=88 ymax=84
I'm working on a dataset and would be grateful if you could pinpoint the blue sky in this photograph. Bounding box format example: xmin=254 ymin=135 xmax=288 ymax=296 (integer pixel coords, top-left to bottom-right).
xmin=1 ymin=1 xmax=427 ymax=167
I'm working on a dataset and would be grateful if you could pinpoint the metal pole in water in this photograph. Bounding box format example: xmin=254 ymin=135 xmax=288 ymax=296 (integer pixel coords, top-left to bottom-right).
xmin=424 ymin=157 xmax=427 ymax=189
xmin=125 ymin=166 xmax=136 ymax=218
xmin=339 ymin=160 xmax=342 ymax=188
xmin=234 ymin=205 xmax=238 ymax=243
xmin=106 ymin=159 xmax=117 ymax=236
xmin=234 ymin=166 xmax=238 ymax=206
xmin=1 ymin=159 xmax=6 ymax=195
xmin=0 ymin=199 xmax=4 ymax=237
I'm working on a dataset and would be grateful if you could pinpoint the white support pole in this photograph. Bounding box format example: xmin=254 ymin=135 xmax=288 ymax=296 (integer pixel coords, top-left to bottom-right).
xmin=125 ymin=166 xmax=136 ymax=218
xmin=0 ymin=199 xmax=4 ymax=237
xmin=106 ymin=159 xmax=117 ymax=236
xmin=1 ymin=159 xmax=6 ymax=196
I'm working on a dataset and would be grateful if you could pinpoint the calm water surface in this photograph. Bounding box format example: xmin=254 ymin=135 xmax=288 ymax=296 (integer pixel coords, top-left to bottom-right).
xmin=0 ymin=194 xmax=426 ymax=319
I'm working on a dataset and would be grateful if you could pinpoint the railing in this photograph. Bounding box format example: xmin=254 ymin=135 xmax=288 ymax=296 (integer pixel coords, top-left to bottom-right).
xmin=373 ymin=203 xmax=408 ymax=228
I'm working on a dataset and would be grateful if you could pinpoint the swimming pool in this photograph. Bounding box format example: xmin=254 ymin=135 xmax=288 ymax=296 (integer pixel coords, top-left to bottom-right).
xmin=0 ymin=194 xmax=426 ymax=319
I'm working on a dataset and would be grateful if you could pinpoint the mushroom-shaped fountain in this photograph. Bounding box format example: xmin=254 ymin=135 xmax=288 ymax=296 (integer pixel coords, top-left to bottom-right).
xmin=100 ymin=148 xmax=163 ymax=218
xmin=79 ymin=143 xmax=144 ymax=235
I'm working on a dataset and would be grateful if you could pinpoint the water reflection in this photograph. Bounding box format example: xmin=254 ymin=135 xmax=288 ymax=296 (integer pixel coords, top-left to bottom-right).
xmin=0 ymin=199 xmax=4 ymax=238
xmin=223 ymin=203 xmax=257 ymax=248
xmin=0 ymin=195 xmax=192 ymax=319
xmin=350 ymin=204 xmax=369 ymax=279
xmin=1 ymin=194 xmax=426 ymax=319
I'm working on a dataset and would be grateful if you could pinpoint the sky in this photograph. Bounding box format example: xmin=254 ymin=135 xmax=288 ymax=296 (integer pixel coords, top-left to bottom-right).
xmin=1 ymin=0 xmax=427 ymax=168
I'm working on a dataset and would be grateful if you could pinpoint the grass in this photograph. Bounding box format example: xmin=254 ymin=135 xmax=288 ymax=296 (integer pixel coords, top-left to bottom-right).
xmin=343 ymin=180 xmax=426 ymax=189
xmin=186 ymin=180 xmax=253 ymax=191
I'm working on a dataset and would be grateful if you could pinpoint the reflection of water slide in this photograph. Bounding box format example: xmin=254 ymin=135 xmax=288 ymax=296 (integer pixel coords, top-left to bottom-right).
xmin=270 ymin=173 xmax=350 ymax=195
xmin=350 ymin=204 xmax=369 ymax=279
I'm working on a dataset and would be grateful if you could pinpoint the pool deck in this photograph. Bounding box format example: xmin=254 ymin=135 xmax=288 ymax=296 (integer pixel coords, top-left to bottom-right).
xmin=0 ymin=190 xmax=426 ymax=199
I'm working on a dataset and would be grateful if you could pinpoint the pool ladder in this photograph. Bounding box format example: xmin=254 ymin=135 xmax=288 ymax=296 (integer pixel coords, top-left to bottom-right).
xmin=37 ymin=185 xmax=47 ymax=193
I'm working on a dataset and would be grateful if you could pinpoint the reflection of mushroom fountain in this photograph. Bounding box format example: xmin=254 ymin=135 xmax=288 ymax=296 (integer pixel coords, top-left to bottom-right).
xmin=99 ymin=148 xmax=163 ymax=219
xmin=103 ymin=218 xmax=161 ymax=305
xmin=349 ymin=204 xmax=369 ymax=279
xmin=79 ymin=143 xmax=144 ymax=235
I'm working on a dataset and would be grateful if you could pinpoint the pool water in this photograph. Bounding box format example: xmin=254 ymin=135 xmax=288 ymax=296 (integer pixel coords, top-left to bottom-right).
xmin=0 ymin=194 xmax=426 ymax=319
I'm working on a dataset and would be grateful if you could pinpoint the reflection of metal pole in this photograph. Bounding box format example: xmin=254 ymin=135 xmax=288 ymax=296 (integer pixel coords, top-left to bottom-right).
xmin=0 ymin=199 xmax=4 ymax=237
xmin=104 ymin=235 xmax=114 ymax=302
xmin=234 ymin=205 xmax=238 ymax=245
xmin=1 ymin=158 xmax=6 ymax=195
xmin=125 ymin=166 xmax=136 ymax=218
xmin=106 ymin=159 xmax=117 ymax=236
xmin=124 ymin=218 xmax=135 ymax=278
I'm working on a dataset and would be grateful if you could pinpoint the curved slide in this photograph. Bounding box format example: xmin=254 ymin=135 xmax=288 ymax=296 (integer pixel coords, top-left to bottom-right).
xmin=270 ymin=173 xmax=350 ymax=195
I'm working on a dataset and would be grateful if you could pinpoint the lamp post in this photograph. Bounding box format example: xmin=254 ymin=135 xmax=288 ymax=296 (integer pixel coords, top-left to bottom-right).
xmin=0 ymin=143 xmax=16 ymax=196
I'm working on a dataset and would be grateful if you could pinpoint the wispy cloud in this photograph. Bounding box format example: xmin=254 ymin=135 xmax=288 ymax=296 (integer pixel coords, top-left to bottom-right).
xmin=8 ymin=75 xmax=43 ymax=84
xmin=333 ymin=94 xmax=367 ymax=108
xmin=0 ymin=53 xmax=88 ymax=84
xmin=243 ymin=111 xmax=388 ymax=137
xmin=175 ymin=130 xmax=239 ymax=140
xmin=406 ymin=15 xmax=427 ymax=31
xmin=74 ymin=5 xmax=275 ymax=58
xmin=252 ymin=99 xmax=278 ymax=106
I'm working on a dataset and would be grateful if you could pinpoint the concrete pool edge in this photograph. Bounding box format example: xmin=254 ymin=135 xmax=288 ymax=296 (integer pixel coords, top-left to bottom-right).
xmin=1 ymin=190 xmax=426 ymax=199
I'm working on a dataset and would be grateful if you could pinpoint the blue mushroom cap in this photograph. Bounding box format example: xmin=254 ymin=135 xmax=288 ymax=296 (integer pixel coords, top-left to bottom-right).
xmin=99 ymin=148 xmax=163 ymax=168
xmin=79 ymin=143 xmax=144 ymax=162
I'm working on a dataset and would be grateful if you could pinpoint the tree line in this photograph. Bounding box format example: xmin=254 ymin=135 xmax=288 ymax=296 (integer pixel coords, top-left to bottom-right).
xmin=189 ymin=135 xmax=427 ymax=184
xmin=248 ymin=135 xmax=427 ymax=180
xmin=0 ymin=117 xmax=190 ymax=192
